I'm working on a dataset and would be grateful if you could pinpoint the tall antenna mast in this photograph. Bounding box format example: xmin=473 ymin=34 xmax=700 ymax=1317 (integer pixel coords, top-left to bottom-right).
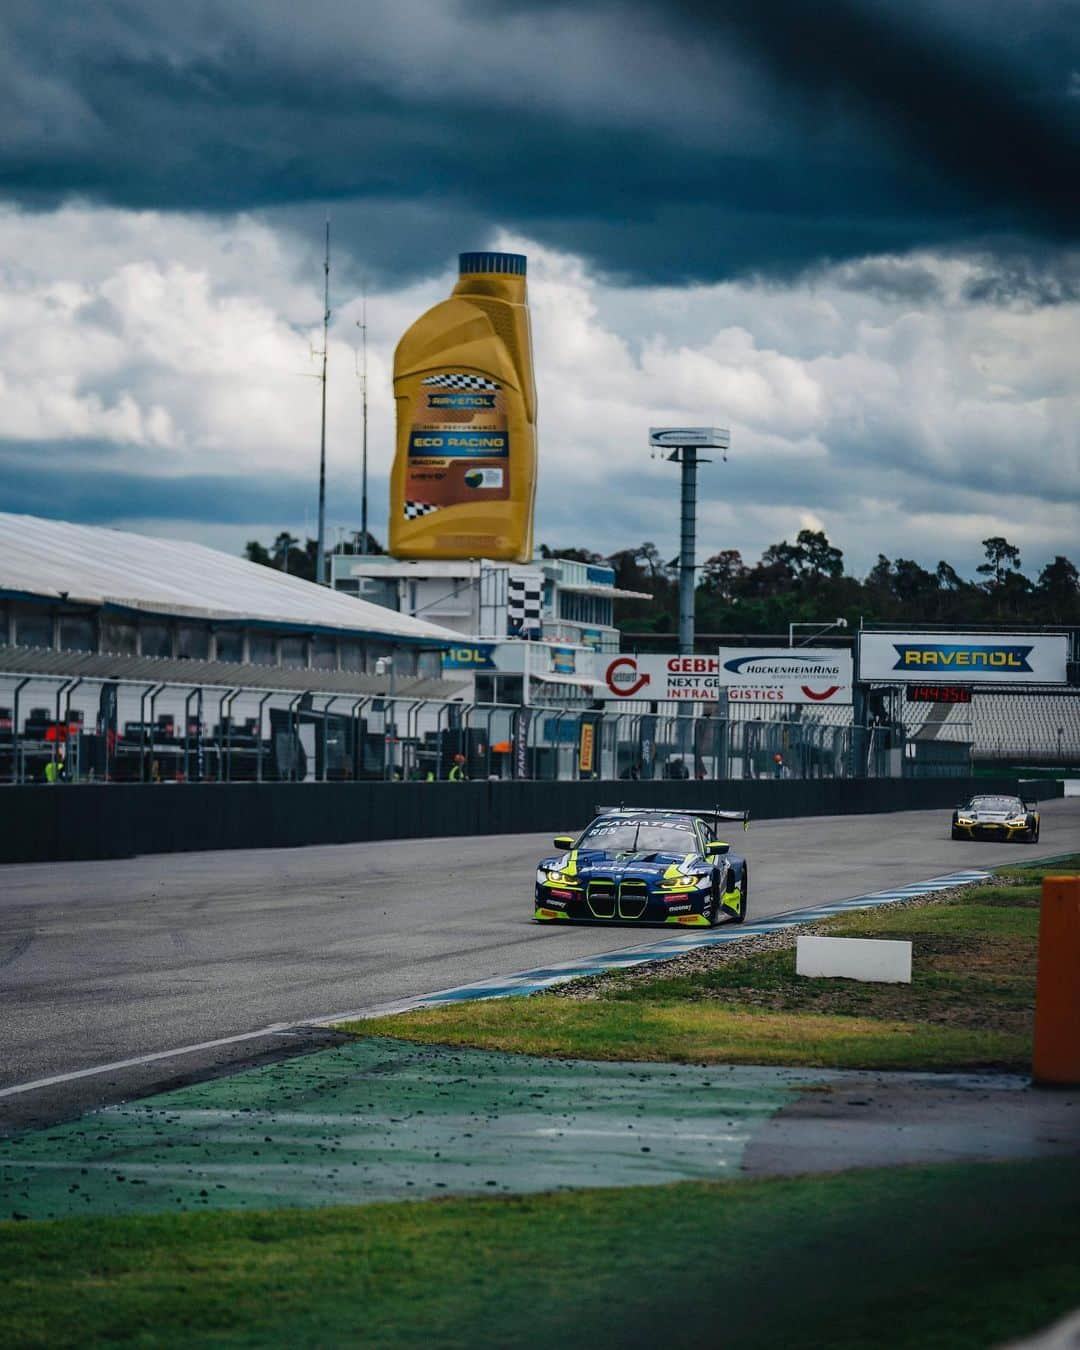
xmin=316 ymin=217 xmax=331 ymax=585
xmin=359 ymin=298 xmax=369 ymax=554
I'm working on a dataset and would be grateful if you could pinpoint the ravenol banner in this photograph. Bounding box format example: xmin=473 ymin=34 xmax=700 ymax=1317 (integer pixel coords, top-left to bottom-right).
xmin=858 ymin=632 xmax=1069 ymax=685
xmin=442 ymin=643 xmax=497 ymax=671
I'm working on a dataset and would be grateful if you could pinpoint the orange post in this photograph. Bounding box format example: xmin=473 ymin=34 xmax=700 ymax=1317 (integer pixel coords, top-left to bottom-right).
xmin=1032 ymin=876 xmax=1080 ymax=1086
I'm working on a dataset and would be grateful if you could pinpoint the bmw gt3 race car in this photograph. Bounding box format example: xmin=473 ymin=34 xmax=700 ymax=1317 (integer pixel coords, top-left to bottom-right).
xmin=534 ymin=807 xmax=750 ymax=927
xmin=951 ymin=794 xmax=1040 ymax=843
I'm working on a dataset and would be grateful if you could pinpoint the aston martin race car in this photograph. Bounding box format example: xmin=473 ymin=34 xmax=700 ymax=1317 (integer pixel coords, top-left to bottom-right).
xmin=534 ymin=807 xmax=750 ymax=927
xmin=951 ymin=794 xmax=1040 ymax=843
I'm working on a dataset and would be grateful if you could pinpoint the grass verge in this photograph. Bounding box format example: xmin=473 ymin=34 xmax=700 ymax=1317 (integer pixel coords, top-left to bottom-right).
xmin=343 ymin=872 xmax=1055 ymax=1071
xmin=3 ymin=1157 xmax=1078 ymax=1350
xmin=344 ymin=998 xmax=1029 ymax=1070
xmin=997 ymin=852 xmax=1080 ymax=882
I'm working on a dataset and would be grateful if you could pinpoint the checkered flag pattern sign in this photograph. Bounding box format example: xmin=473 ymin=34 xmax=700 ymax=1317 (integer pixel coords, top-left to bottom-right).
xmin=422 ymin=373 xmax=501 ymax=391
xmin=403 ymin=501 xmax=439 ymax=521
xmin=508 ymin=574 xmax=543 ymax=636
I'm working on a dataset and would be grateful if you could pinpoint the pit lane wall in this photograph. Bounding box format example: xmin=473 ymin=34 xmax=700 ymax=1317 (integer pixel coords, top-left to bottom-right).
xmin=0 ymin=777 xmax=1062 ymax=865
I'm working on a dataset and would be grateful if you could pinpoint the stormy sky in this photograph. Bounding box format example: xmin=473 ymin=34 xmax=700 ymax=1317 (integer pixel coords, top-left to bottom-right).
xmin=0 ymin=0 xmax=1077 ymax=577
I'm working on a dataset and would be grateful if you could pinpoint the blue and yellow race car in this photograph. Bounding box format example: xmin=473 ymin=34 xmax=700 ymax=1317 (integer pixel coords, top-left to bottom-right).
xmin=534 ymin=806 xmax=750 ymax=927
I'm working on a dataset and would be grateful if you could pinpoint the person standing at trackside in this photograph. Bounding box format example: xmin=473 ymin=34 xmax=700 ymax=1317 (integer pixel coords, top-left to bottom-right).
xmin=43 ymin=743 xmax=67 ymax=783
xmin=449 ymin=753 xmax=467 ymax=782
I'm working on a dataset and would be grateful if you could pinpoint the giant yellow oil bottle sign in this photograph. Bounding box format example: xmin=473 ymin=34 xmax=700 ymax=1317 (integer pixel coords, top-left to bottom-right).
xmin=390 ymin=251 xmax=537 ymax=563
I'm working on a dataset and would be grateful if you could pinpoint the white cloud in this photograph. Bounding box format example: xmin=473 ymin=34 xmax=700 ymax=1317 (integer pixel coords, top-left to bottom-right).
xmin=0 ymin=202 xmax=1076 ymax=580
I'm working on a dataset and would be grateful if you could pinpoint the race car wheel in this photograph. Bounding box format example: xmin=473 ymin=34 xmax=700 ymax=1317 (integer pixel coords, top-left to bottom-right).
xmin=950 ymin=827 xmax=963 ymax=841
xmin=1027 ymin=822 xmax=1040 ymax=844
xmin=731 ymin=865 xmax=748 ymax=925
xmin=708 ymin=878 xmax=721 ymax=927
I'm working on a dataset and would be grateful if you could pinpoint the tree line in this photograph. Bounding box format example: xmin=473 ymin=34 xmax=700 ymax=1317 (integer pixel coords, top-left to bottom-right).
xmin=244 ymin=528 xmax=1079 ymax=636
xmin=244 ymin=531 xmax=383 ymax=581
xmin=539 ymin=532 xmax=1080 ymax=639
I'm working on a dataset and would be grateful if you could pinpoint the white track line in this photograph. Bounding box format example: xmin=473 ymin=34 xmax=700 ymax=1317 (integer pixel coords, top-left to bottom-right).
xmin=0 ymin=1025 xmax=294 ymax=1101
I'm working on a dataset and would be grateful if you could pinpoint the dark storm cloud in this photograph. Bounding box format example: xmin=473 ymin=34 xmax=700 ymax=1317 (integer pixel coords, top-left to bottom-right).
xmin=962 ymin=248 xmax=1080 ymax=307
xmin=824 ymin=258 xmax=945 ymax=303
xmin=0 ymin=0 xmax=1076 ymax=284
xmin=661 ymin=0 xmax=1079 ymax=234
xmin=0 ymin=450 xmax=316 ymax=525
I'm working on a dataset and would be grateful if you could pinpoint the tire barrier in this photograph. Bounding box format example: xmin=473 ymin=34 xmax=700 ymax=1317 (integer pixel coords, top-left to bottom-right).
xmin=0 ymin=775 xmax=1062 ymax=865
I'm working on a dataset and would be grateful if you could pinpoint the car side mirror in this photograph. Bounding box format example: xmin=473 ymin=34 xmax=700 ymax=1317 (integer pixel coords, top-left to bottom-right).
xmin=706 ymin=841 xmax=729 ymax=856
xmin=553 ymin=835 xmax=575 ymax=849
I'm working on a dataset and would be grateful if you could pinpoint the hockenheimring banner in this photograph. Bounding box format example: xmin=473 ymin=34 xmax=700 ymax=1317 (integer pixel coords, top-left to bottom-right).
xmin=716 ymin=648 xmax=853 ymax=705
xmin=858 ymin=632 xmax=1069 ymax=685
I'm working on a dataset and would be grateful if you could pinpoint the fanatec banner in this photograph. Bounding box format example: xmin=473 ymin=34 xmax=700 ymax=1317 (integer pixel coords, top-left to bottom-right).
xmin=716 ymin=648 xmax=853 ymax=705
xmin=858 ymin=632 xmax=1069 ymax=685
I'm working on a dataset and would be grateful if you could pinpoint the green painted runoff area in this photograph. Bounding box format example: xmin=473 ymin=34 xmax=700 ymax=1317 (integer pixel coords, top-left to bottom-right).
xmin=0 ymin=1038 xmax=831 ymax=1222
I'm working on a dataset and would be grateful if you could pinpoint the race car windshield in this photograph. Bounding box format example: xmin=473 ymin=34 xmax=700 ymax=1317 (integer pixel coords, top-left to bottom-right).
xmin=969 ymin=797 xmax=1023 ymax=812
xmin=577 ymin=820 xmax=698 ymax=854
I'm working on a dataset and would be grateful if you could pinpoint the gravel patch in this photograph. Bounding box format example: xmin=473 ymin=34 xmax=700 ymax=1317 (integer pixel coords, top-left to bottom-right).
xmin=544 ymin=881 xmax=991 ymax=1002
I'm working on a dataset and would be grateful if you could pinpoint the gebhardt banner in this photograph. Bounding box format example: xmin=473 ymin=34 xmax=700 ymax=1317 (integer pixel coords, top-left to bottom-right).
xmin=601 ymin=650 xmax=852 ymax=703
xmin=602 ymin=654 xmax=722 ymax=701
xmin=717 ymin=647 xmax=853 ymax=705
xmin=858 ymin=632 xmax=1069 ymax=685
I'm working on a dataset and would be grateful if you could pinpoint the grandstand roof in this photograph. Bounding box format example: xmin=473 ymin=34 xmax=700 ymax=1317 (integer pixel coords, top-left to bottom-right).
xmin=0 ymin=643 xmax=468 ymax=699
xmin=0 ymin=513 xmax=460 ymax=646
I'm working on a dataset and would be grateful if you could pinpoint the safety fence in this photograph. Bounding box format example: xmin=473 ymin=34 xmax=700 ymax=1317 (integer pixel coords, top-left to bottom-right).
xmin=0 ymin=670 xmax=871 ymax=786
xmin=1 ymin=774 xmax=1060 ymax=866
xmin=8 ymin=670 xmax=1077 ymax=786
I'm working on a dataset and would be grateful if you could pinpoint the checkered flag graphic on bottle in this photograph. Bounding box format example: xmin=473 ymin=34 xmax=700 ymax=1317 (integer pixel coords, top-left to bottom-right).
xmin=421 ymin=373 xmax=501 ymax=391
xmin=403 ymin=501 xmax=440 ymax=521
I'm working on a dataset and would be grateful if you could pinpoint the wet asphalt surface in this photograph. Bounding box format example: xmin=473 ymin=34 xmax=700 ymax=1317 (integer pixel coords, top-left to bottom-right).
xmin=1 ymin=797 xmax=1076 ymax=1130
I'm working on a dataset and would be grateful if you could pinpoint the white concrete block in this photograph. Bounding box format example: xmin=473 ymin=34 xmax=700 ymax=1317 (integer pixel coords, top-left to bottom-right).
xmin=796 ymin=935 xmax=912 ymax=984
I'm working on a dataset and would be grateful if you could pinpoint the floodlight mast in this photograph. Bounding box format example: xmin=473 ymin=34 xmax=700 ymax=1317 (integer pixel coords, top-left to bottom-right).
xmin=649 ymin=428 xmax=731 ymax=655
xmin=316 ymin=218 xmax=331 ymax=585
xmin=361 ymin=301 xmax=368 ymax=554
xmin=356 ymin=299 xmax=369 ymax=554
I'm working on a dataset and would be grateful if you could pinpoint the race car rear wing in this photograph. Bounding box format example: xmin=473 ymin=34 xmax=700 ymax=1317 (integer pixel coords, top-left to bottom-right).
xmin=595 ymin=805 xmax=751 ymax=831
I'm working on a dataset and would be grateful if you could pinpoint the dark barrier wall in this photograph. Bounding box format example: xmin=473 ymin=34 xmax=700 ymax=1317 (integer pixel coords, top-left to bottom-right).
xmin=0 ymin=776 xmax=1062 ymax=865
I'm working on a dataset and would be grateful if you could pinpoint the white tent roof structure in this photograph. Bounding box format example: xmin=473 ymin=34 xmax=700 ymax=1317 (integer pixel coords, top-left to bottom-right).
xmin=0 ymin=513 xmax=460 ymax=646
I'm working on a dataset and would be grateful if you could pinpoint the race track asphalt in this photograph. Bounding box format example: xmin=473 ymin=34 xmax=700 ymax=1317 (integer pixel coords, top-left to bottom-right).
xmin=1 ymin=796 xmax=1076 ymax=1129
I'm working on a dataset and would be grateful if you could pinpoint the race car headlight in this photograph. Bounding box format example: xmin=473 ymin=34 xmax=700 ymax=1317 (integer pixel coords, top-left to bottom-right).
xmin=1007 ymin=817 xmax=1028 ymax=827
xmin=660 ymin=872 xmax=710 ymax=891
xmin=657 ymin=856 xmax=713 ymax=894
xmin=537 ymin=868 xmax=567 ymax=885
xmin=956 ymin=817 xmax=974 ymax=825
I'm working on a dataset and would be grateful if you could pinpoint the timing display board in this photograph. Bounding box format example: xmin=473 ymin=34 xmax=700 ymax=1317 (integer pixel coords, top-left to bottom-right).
xmin=858 ymin=632 xmax=1069 ymax=685
xmin=906 ymin=685 xmax=973 ymax=704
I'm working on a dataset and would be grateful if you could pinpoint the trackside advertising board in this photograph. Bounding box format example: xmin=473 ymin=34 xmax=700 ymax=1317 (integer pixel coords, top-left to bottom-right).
xmin=858 ymin=632 xmax=1069 ymax=685
xmin=601 ymin=650 xmax=852 ymax=703
xmin=602 ymin=654 xmax=722 ymax=701
xmin=717 ymin=648 xmax=853 ymax=705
